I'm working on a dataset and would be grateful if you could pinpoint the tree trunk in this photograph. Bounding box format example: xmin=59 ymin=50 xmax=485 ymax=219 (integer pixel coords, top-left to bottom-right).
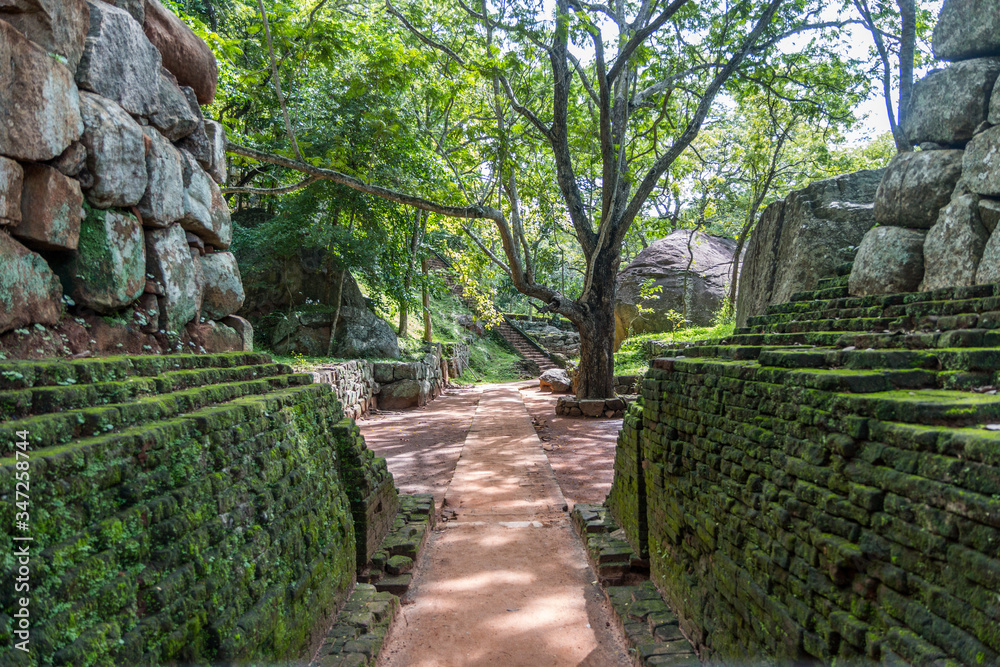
xmin=896 ymin=0 xmax=916 ymax=152
xmin=398 ymin=299 xmax=408 ymax=337
xmin=400 ymin=209 xmax=424 ymax=337
xmin=422 ymin=258 xmax=432 ymax=343
xmin=326 ymin=268 xmax=346 ymax=357
xmin=571 ymin=249 xmax=618 ymax=400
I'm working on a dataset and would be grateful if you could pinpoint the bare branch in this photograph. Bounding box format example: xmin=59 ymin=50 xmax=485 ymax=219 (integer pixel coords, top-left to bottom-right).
xmin=607 ymin=0 xmax=689 ymax=85
xmin=567 ymin=51 xmax=600 ymax=106
xmin=222 ymin=175 xmax=319 ymax=195
xmin=632 ymin=63 xmax=722 ymax=107
xmin=257 ymin=0 xmax=304 ymax=162
xmin=496 ymin=73 xmax=552 ymax=139
xmin=749 ymin=19 xmax=862 ymax=54
xmin=385 ymin=0 xmax=467 ymax=67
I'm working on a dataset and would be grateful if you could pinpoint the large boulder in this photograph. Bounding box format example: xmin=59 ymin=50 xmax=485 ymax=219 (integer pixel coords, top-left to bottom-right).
xmin=614 ymin=230 xmax=736 ymax=347
xmin=11 ymin=164 xmax=84 ymax=251
xmin=933 ymin=0 xmax=1000 ymax=62
xmin=143 ymin=0 xmax=218 ymax=105
xmin=57 ymin=208 xmax=145 ymax=313
xmin=76 ymin=0 xmax=162 ymax=116
xmin=137 ymin=128 xmax=185 ymax=227
xmin=874 ymin=150 xmax=964 ymax=228
xmin=848 ymin=226 xmax=926 ymax=296
xmin=976 ymin=223 xmax=1000 ymax=284
xmin=735 ymin=169 xmax=885 ymax=327
xmin=902 ymin=58 xmax=1000 ymax=146
xmin=269 ymin=271 xmax=399 ymax=359
xmin=378 ymin=379 xmax=431 ymax=410
xmin=200 ymin=251 xmax=245 ymax=320
xmin=922 ymin=194 xmax=990 ymax=290
xmin=145 ymin=223 xmax=201 ymax=332
xmin=78 ymin=92 xmax=148 ymax=208
xmin=0 ymin=0 xmax=90 ymax=74
xmin=0 ymin=232 xmax=63 ymax=333
xmin=0 ymin=20 xmax=83 ymax=162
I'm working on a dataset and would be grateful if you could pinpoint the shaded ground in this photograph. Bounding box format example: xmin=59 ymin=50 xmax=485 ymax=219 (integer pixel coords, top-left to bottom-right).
xmin=373 ymin=385 xmax=630 ymax=667
xmin=358 ymin=386 xmax=481 ymax=510
xmin=517 ymin=381 xmax=623 ymax=507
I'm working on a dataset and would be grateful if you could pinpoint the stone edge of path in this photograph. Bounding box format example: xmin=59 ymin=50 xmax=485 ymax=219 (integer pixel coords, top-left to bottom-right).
xmin=310 ymin=494 xmax=435 ymax=667
xmin=571 ymin=503 xmax=700 ymax=667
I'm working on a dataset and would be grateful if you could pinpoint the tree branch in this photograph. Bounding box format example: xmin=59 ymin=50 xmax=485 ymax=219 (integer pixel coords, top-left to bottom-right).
xmin=385 ymin=0 xmax=467 ymax=67
xmin=222 ymin=175 xmax=319 ymax=195
xmin=257 ymin=0 xmax=304 ymax=162
xmin=607 ymin=0 xmax=689 ymax=85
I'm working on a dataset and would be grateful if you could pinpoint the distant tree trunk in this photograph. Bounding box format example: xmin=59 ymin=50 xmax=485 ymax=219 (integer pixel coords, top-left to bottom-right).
xmin=421 ymin=257 xmax=432 ymax=342
xmin=897 ymin=0 xmax=916 ymax=149
xmin=399 ymin=209 xmax=424 ymax=336
xmin=326 ymin=268 xmax=346 ymax=357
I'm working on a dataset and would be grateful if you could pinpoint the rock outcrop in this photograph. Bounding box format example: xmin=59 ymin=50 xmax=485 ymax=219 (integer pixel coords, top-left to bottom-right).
xmin=850 ymin=0 xmax=1000 ymax=297
xmin=0 ymin=0 xmax=244 ymax=357
xmin=615 ymin=230 xmax=736 ymax=347
xmin=736 ymin=169 xmax=884 ymax=327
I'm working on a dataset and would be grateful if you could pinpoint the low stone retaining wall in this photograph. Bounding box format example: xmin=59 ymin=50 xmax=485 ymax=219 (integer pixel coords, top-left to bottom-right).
xmin=311 ymin=343 xmax=470 ymax=415
xmin=312 ymin=360 xmax=378 ymax=420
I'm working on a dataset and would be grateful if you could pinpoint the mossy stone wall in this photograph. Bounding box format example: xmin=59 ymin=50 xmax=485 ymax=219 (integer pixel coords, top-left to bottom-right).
xmin=0 ymin=354 xmax=361 ymax=666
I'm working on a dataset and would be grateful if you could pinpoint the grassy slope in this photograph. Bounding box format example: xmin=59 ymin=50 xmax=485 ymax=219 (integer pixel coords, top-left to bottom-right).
xmin=613 ymin=323 xmax=735 ymax=376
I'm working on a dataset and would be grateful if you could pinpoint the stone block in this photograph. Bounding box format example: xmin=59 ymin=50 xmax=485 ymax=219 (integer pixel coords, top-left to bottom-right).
xmin=50 ymin=141 xmax=88 ymax=178
xmin=848 ymin=226 xmax=926 ymax=296
xmin=903 ymin=58 xmax=1000 ymax=146
xmin=149 ymin=68 xmax=200 ymax=141
xmin=933 ymin=0 xmax=1000 ymax=62
xmin=0 ymin=0 xmax=90 ymax=74
xmin=78 ymin=91 xmax=147 ymax=208
xmin=57 ymin=208 xmax=145 ymax=313
xmin=0 ymin=20 xmax=83 ymax=161
xmin=0 ymin=157 xmax=23 ymax=225
xmin=0 ymin=232 xmax=63 ymax=333
xmin=923 ymin=194 xmax=990 ymax=290
xmin=137 ymin=128 xmax=184 ymax=226
xmin=200 ymin=251 xmax=244 ymax=320
xmin=976 ymin=221 xmax=1000 ymax=283
xmin=143 ymin=0 xmax=218 ymax=105
xmin=76 ymin=0 xmax=161 ymax=116
xmin=12 ymin=164 xmax=83 ymax=251
xmin=144 ymin=223 xmax=201 ymax=332
xmin=580 ymin=399 xmax=606 ymax=417
xmin=203 ymin=119 xmax=227 ymax=184
xmin=875 ymin=150 xmax=964 ymax=229
xmin=220 ymin=315 xmax=253 ymax=352
xmin=177 ymin=149 xmax=230 ymax=247
xmin=963 ymin=125 xmax=1000 ymax=195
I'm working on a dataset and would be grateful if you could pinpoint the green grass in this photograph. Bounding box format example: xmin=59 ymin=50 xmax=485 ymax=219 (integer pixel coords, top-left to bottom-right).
xmin=614 ymin=323 xmax=735 ymax=376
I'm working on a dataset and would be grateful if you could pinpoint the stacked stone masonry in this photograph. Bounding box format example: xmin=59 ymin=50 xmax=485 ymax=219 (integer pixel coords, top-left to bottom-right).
xmin=0 ymin=353 xmax=395 ymax=665
xmin=0 ymin=0 xmax=249 ymax=357
xmin=851 ymin=0 xmax=1000 ymax=298
xmin=610 ymin=279 xmax=1000 ymax=664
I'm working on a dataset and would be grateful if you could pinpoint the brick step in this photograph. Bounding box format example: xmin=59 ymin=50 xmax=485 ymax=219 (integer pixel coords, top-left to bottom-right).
xmin=816 ymin=274 xmax=851 ymax=290
xmin=0 ymin=362 xmax=292 ymax=421
xmin=790 ymin=285 xmax=849 ymax=301
xmin=0 ymin=352 xmax=273 ymax=391
xmin=0 ymin=372 xmax=314 ymax=458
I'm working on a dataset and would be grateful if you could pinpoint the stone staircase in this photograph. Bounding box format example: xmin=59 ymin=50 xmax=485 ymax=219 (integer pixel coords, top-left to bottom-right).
xmin=608 ymin=274 xmax=1000 ymax=664
xmin=0 ymin=352 xmax=397 ymax=665
xmin=427 ymin=253 xmax=557 ymax=373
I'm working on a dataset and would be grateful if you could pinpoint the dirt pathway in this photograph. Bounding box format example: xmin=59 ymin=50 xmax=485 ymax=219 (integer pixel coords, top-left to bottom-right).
xmin=374 ymin=384 xmax=630 ymax=667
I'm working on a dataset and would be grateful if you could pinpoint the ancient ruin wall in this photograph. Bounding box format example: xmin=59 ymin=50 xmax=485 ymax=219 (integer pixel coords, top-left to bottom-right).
xmin=0 ymin=0 xmax=249 ymax=358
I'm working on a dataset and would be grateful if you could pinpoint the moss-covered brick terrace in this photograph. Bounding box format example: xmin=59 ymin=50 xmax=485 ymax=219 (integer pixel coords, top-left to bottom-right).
xmin=609 ymin=277 xmax=1000 ymax=665
xmin=0 ymin=352 xmax=397 ymax=666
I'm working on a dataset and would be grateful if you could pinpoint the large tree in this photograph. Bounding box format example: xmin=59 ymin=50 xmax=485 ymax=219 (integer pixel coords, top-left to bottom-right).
xmin=227 ymin=0 xmax=866 ymax=399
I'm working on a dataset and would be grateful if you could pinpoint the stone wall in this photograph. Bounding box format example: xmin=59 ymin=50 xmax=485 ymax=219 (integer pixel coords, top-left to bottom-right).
xmin=309 ymin=343 xmax=469 ymax=414
xmin=0 ymin=353 xmax=365 ymax=664
xmin=311 ymin=360 xmax=378 ymax=420
xmin=0 ymin=0 xmax=249 ymax=358
xmin=520 ymin=321 xmax=581 ymax=357
xmin=851 ymin=0 xmax=1000 ymax=297
xmin=609 ymin=281 xmax=1000 ymax=664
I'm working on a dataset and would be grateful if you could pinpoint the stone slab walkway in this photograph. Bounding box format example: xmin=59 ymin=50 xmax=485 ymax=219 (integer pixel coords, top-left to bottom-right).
xmin=376 ymin=384 xmax=630 ymax=667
